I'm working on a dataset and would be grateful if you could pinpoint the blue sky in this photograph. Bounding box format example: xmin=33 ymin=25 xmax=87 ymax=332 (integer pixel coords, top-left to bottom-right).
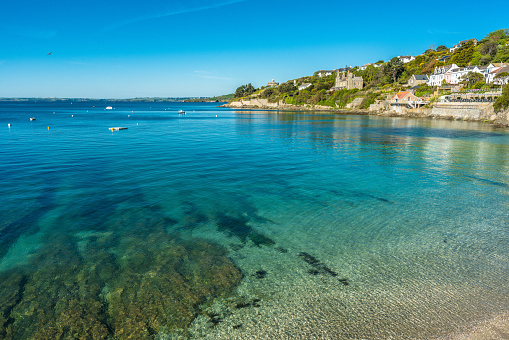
xmin=0 ymin=0 xmax=507 ymax=98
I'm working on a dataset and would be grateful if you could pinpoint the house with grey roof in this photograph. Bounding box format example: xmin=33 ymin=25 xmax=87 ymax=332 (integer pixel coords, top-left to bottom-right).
xmin=407 ymin=74 xmax=429 ymax=87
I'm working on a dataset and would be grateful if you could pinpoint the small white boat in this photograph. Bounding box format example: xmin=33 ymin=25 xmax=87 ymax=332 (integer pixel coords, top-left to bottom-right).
xmin=105 ymin=106 xmax=113 ymax=110
xmin=178 ymin=110 xmax=186 ymax=114
xmin=109 ymin=127 xmax=128 ymax=131
xmin=30 ymin=117 xmax=36 ymax=121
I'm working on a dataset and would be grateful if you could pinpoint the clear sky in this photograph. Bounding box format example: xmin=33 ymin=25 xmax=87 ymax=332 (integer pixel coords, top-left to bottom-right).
xmin=0 ymin=0 xmax=507 ymax=98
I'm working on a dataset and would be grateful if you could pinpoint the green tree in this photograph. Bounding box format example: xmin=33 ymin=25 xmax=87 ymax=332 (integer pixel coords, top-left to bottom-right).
xmin=234 ymin=83 xmax=256 ymax=98
xmin=480 ymin=40 xmax=498 ymax=57
xmin=494 ymin=83 xmax=509 ymax=112
xmin=383 ymin=57 xmax=405 ymax=84
xmin=451 ymin=40 xmax=476 ymax=66
xmin=493 ymin=46 xmax=509 ymax=63
xmin=436 ymin=45 xmax=449 ymax=52
xmin=278 ymin=82 xmax=297 ymax=94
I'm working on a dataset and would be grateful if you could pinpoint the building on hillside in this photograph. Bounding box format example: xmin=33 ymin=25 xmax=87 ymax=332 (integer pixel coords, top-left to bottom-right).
xmin=427 ymin=63 xmax=498 ymax=86
xmin=398 ymin=55 xmax=415 ymax=64
xmin=267 ymin=79 xmax=279 ymax=87
xmin=390 ymin=91 xmax=428 ymax=113
xmin=317 ymin=70 xmax=335 ymax=77
xmin=330 ymin=71 xmax=363 ymax=91
xmin=407 ymin=74 xmax=429 ymax=87
xmin=337 ymin=66 xmax=352 ymax=73
xmin=298 ymin=83 xmax=312 ymax=91
xmin=437 ymin=55 xmax=451 ymax=62
xmin=449 ymin=38 xmax=478 ymax=53
xmin=359 ymin=64 xmax=371 ymax=71
xmin=489 ymin=66 xmax=509 ymax=85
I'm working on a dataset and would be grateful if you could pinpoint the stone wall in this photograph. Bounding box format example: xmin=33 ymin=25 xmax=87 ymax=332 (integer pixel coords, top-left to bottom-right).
xmin=227 ymin=98 xmax=286 ymax=108
xmin=368 ymin=100 xmax=389 ymax=113
xmin=430 ymin=102 xmax=494 ymax=120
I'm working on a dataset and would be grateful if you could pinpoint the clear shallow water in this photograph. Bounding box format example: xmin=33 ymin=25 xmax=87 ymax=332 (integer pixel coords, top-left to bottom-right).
xmin=1 ymin=101 xmax=509 ymax=339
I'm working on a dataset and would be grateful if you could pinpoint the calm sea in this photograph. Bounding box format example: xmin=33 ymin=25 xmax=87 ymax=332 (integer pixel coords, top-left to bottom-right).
xmin=1 ymin=101 xmax=509 ymax=339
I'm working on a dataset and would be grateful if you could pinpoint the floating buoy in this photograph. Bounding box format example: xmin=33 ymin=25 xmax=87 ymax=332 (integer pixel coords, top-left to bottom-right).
xmin=137 ymin=123 xmax=138 ymax=125
xmin=8 ymin=123 xmax=11 ymax=128
xmin=216 ymin=115 xmax=217 ymax=117
xmin=47 ymin=126 xmax=50 ymax=130
xmin=128 ymin=115 xmax=130 ymax=117
xmin=72 ymin=115 xmax=74 ymax=117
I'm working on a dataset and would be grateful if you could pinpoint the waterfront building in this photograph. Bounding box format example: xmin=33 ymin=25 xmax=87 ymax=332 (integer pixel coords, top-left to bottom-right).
xmin=389 ymin=91 xmax=428 ymax=113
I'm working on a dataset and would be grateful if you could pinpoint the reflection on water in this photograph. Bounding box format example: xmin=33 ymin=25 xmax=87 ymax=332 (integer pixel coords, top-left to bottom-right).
xmin=1 ymin=103 xmax=509 ymax=338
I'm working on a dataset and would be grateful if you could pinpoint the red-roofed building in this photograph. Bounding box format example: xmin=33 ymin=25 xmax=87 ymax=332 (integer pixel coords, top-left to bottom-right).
xmin=390 ymin=91 xmax=428 ymax=113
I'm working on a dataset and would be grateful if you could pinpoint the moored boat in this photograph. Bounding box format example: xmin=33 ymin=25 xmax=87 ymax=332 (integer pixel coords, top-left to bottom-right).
xmin=178 ymin=110 xmax=186 ymax=114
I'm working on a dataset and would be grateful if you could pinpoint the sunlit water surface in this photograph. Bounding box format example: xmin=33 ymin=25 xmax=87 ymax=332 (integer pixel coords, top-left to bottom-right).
xmin=1 ymin=101 xmax=509 ymax=339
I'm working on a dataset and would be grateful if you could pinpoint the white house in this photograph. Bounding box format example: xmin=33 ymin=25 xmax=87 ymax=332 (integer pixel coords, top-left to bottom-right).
xmin=489 ymin=66 xmax=509 ymax=85
xmin=428 ymin=64 xmax=456 ymax=86
xmin=398 ymin=55 xmax=415 ymax=64
xmin=317 ymin=70 xmax=335 ymax=77
xmin=428 ymin=63 xmax=498 ymax=86
xmin=298 ymin=83 xmax=312 ymax=91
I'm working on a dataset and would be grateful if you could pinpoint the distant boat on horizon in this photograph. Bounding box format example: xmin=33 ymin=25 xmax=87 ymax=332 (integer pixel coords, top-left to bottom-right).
xmin=105 ymin=106 xmax=113 ymax=110
xmin=30 ymin=117 xmax=36 ymax=121
xmin=178 ymin=110 xmax=186 ymax=114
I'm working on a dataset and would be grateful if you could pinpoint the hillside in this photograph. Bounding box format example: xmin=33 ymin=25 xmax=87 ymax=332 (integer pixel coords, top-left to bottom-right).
xmin=228 ymin=28 xmax=509 ymax=111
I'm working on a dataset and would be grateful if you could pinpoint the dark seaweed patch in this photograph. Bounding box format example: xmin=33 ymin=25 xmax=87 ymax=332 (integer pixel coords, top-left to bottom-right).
xmin=330 ymin=189 xmax=394 ymax=204
xmin=204 ymin=312 xmax=222 ymax=326
xmin=216 ymin=213 xmax=275 ymax=247
xmin=298 ymin=252 xmax=349 ymax=285
xmin=230 ymin=243 xmax=244 ymax=251
xmin=178 ymin=200 xmax=209 ymax=230
xmin=338 ymin=278 xmax=349 ymax=286
xmin=252 ymin=270 xmax=267 ymax=279
xmin=0 ymin=185 xmax=58 ymax=260
xmin=234 ymin=298 xmax=261 ymax=309
xmin=233 ymin=324 xmax=242 ymax=329
xmin=275 ymin=246 xmax=288 ymax=253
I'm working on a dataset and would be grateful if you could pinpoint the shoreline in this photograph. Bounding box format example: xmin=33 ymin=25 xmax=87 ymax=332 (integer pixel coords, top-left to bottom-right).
xmin=220 ymin=103 xmax=509 ymax=127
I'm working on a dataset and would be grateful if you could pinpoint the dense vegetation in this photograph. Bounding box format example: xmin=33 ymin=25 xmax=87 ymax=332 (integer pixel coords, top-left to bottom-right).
xmin=494 ymin=83 xmax=509 ymax=112
xmin=229 ymin=28 xmax=509 ymax=109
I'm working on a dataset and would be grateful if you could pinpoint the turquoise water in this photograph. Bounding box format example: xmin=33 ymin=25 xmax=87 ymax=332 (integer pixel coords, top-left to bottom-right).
xmin=1 ymin=101 xmax=509 ymax=339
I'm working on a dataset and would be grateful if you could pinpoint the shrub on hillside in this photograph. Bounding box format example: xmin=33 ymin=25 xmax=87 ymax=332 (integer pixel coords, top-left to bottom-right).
xmin=494 ymin=85 xmax=509 ymax=112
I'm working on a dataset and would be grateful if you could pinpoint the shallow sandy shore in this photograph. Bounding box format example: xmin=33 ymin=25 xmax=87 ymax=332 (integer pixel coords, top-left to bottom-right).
xmin=438 ymin=313 xmax=509 ymax=340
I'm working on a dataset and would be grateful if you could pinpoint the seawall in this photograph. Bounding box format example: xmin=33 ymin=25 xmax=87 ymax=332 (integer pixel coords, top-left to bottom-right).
xmin=223 ymin=100 xmax=509 ymax=127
